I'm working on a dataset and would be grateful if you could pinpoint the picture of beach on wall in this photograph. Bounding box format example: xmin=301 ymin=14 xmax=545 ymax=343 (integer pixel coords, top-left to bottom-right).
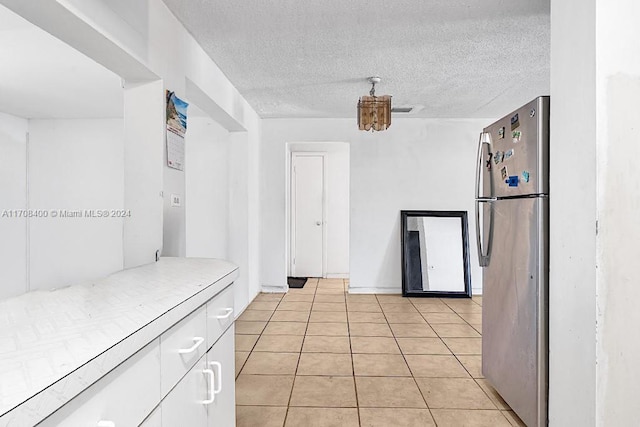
xmin=166 ymin=90 xmax=189 ymax=136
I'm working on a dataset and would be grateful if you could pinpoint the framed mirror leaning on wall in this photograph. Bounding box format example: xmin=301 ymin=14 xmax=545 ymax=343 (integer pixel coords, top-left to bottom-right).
xmin=401 ymin=210 xmax=472 ymax=298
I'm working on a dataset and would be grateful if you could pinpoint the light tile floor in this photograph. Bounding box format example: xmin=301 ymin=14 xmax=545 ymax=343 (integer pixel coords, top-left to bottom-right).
xmin=235 ymin=278 xmax=526 ymax=427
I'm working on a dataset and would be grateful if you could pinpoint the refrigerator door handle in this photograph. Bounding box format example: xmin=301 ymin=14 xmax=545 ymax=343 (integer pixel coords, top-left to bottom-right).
xmin=475 ymin=132 xmax=491 ymax=199
xmin=476 ymin=199 xmax=493 ymax=267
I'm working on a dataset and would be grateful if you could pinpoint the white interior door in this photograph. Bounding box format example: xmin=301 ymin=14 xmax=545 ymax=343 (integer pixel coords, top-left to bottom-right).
xmin=291 ymin=154 xmax=324 ymax=277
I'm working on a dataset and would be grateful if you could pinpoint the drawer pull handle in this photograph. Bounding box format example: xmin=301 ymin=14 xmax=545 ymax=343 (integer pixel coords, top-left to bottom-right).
xmin=203 ymin=368 xmax=215 ymax=404
xmin=216 ymin=308 xmax=234 ymax=320
xmin=178 ymin=337 xmax=205 ymax=354
xmin=97 ymin=422 xmax=115 ymax=427
xmin=210 ymin=361 xmax=222 ymax=394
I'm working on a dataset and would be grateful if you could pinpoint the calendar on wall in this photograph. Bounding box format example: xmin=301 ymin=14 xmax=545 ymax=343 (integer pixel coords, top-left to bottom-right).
xmin=165 ymin=90 xmax=189 ymax=171
xmin=166 ymin=128 xmax=185 ymax=170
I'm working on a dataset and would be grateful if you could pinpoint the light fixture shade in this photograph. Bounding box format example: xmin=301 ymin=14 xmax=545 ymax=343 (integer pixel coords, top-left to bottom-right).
xmin=358 ymin=95 xmax=392 ymax=131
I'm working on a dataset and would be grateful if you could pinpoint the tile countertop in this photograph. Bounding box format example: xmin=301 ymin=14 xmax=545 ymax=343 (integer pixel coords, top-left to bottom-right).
xmin=0 ymin=257 xmax=239 ymax=426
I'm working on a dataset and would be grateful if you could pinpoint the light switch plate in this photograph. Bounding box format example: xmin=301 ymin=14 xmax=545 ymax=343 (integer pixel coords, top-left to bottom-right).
xmin=170 ymin=194 xmax=181 ymax=207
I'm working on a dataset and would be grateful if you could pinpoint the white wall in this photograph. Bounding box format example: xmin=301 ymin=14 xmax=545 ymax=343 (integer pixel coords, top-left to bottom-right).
xmin=0 ymin=0 xmax=264 ymax=313
xmin=548 ymin=1 xmax=596 ymax=425
xmin=550 ymin=1 xmax=640 ymax=424
xmin=0 ymin=116 xmax=125 ymax=296
xmin=228 ymin=131 xmax=251 ymax=309
xmin=594 ymin=0 xmax=640 ymax=423
xmin=185 ymin=115 xmax=230 ymax=258
xmin=123 ymin=80 xmax=164 ymax=268
xmin=247 ymin=119 xmax=262 ymax=303
xmin=28 ymin=119 xmax=124 ymax=290
xmin=0 ymin=112 xmax=28 ymax=299
xmin=288 ymin=142 xmax=350 ymax=279
xmin=163 ymin=142 xmax=186 ymax=257
xmin=351 ymin=119 xmax=484 ymax=294
xmin=262 ymin=118 xmax=485 ymax=294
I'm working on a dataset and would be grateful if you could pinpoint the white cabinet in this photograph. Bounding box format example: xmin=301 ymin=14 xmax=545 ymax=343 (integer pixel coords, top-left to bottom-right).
xmin=160 ymin=325 xmax=236 ymax=427
xmin=206 ymin=325 xmax=236 ymax=427
xmin=39 ymin=339 xmax=161 ymax=427
xmin=161 ymin=354 xmax=209 ymax=427
xmin=160 ymin=305 xmax=208 ymax=397
xmin=206 ymin=285 xmax=234 ymax=349
xmin=36 ymin=284 xmax=236 ymax=427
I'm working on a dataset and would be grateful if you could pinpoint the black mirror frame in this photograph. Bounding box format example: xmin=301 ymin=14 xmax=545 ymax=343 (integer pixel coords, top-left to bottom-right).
xmin=400 ymin=210 xmax=472 ymax=298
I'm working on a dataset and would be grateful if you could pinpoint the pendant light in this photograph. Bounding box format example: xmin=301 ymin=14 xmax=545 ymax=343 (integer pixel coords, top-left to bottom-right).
xmin=357 ymin=76 xmax=392 ymax=132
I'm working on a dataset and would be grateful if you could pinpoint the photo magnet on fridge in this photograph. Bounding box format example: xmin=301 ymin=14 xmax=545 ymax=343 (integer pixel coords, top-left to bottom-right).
xmin=511 ymin=113 xmax=520 ymax=129
xmin=504 ymin=149 xmax=514 ymax=161
xmin=494 ymin=151 xmax=503 ymax=165
xmin=512 ymin=130 xmax=522 ymax=143
xmin=501 ymin=166 xmax=508 ymax=181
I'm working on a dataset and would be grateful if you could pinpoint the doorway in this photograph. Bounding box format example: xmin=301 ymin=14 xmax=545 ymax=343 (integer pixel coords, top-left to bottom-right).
xmin=287 ymin=142 xmax=350 ymax=284
xmin=290 ymin=153 xmax=326 ymax=278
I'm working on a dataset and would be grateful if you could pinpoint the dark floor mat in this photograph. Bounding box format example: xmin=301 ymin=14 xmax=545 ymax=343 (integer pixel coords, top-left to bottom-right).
xmin=287 ymin=277 xmax=307 ymax=288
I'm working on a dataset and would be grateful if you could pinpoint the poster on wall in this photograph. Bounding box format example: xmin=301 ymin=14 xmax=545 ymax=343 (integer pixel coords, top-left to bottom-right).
xmin=166 ymin=90 xmax=189 ymax=171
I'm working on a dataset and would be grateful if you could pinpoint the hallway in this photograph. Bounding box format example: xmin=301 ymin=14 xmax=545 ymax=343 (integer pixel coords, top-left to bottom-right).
xmin=234 ymin=279 xmax=525 ymax=426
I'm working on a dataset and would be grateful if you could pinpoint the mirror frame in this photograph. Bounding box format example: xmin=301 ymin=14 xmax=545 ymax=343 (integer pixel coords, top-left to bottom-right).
xmin=400 ymin=210 xmax=472 ymax=298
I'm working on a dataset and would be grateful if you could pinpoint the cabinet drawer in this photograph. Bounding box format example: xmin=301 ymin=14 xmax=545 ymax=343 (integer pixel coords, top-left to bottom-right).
xmin=160 ymin=305 xmax=207 ymax=397
xmin=161 ymin=353 xmax=209 ymax=427
xmin=38 ymin=339 xmax=160 ymax=427
xmin=206 ymin=285 xmax=234 ymax=349
xmin=206 ymin=325 xmax=235 ymax=427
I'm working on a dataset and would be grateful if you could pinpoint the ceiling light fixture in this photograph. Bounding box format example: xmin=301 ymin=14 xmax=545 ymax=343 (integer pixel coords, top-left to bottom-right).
xmin=357 ymin=76 xmax=392 ymax=132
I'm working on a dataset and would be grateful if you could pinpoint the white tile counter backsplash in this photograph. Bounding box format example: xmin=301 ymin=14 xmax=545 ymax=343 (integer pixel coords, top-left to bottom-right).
xmin=0 ymin=257 xmax=238 ymax=426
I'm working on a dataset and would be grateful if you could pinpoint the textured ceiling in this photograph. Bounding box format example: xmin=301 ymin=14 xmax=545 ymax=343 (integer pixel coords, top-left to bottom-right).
xmin=0 ymin=5 xmax=122 ymax=119
xmin=162 ymin=0 xmax=550 ymax=119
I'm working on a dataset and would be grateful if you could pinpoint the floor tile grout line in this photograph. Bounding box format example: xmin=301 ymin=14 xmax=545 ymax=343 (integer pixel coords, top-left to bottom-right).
xmin=408 ymin=297 xmax=466 ymax=425
xmin=376 ymin=295 xmax=434 ymax=419
xmin=283 ymin=277 xmax=319 ymax=426
xmin=435 ymin=307 xmax=484 ymax=378
xmin=235 ymin=402 xmax=512 ymax=410
xmin=236 ymin=372 xmax=476 ymax=378
xmin=412 ymin=297 xmax=484 ymax=353
xmin=415 ymin=299 xmax=501 ymax=413
xmin=236 ymin=293 xmax=286 ymax=378
xmin=471 ymin=376 xmax=504 ymax=412
xmin=341 ymin=279 xmax=363 ymax=427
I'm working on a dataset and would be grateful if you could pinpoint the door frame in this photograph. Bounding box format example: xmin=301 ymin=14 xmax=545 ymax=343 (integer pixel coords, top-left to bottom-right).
xmin=289 ymin=151 xmax=328 ymax=278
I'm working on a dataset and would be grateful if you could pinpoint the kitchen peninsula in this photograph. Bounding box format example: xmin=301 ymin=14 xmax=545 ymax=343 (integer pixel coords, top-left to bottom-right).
xmin=0 ymin=258 xmax=238 ymax=426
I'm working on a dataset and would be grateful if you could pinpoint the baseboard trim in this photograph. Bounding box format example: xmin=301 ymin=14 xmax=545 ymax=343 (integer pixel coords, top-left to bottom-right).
xmin=326 ymin=273 xmax=349 ymax=279
xmin=348 ymin=287 xmax=401 ymax=294
xmin=261 ymin=285 xmax=288 ymax=293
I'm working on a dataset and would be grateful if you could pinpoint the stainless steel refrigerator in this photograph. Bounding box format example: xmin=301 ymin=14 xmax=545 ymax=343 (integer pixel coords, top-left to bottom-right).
xmin=475 ymin=96 xmax=549 ymax=427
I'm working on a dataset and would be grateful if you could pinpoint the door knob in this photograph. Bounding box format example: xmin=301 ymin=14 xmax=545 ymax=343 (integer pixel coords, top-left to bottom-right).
xmin=316 ymin=221 xmax=322 ymax=226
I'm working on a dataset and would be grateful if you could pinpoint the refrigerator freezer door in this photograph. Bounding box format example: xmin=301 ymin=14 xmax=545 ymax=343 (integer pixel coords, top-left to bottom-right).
xmin=482 ymin=197 xmax=548 ymax=427
xmin=483 ymin=96 xmax=549 ymax=198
